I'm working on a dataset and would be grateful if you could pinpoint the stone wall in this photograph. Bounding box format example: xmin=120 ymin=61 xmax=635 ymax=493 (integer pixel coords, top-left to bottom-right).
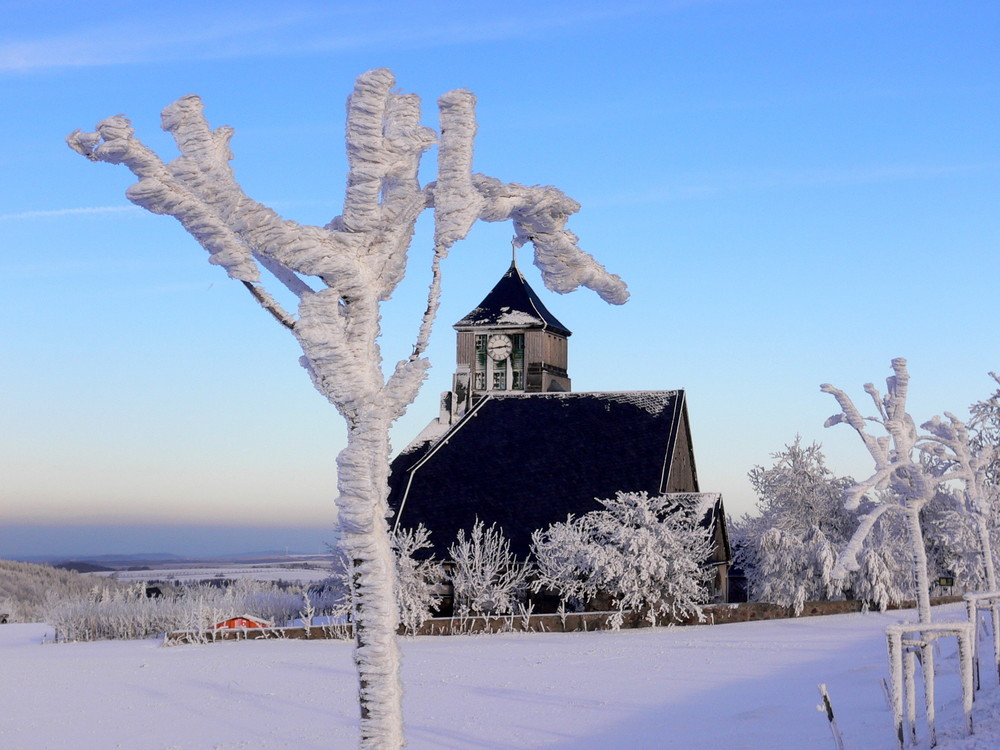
xmin=164 ymin=597 xmax=965 ymax=643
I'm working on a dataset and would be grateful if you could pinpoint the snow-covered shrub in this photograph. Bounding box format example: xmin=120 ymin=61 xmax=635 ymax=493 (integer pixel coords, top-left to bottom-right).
xmin=532 ymin=491 xmax=713 ymax=627
xmin=40 ymin=578 xmax=331 ymax=642
xmin=392 ymin=524 xmax=446 ymax=634
xmin=449 ymin=520 xmax=531 ymax=617
xmin=317 ymin=524 xmax=446 ymax=633
xmin=44 ymin=583 xmax=189 ymax=641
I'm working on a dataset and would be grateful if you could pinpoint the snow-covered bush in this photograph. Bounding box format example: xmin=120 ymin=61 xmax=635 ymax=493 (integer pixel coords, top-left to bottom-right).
xmin=41 ymin=578 xmax=333 ymax=642
xmin=44 ymin=583 xmax=187 ymax=641
xmin=449 ymin=520 xmax=531 ymax=617
xmin=532 ymin=491 xmax=713 ymax=627
xmin=393 ymin=525 xmax=446 ymax=634
xmin=317 ymin=524 xmax=446 ymax=633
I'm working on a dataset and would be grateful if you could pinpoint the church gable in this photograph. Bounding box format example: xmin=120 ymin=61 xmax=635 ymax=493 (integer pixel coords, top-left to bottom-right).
xmin=388 ymin=390 xmax=697 ymax=559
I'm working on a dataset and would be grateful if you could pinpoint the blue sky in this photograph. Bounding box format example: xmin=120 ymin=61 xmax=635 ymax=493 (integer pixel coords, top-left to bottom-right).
xmin=1 ymin=1 xmax=998 ymax=558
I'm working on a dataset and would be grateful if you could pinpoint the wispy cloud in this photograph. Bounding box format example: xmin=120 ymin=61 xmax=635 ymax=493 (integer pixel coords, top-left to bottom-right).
xmin=0 ymin=205 xmax=139 ymax=221
xmin=0 ymin=1 xmax=679 ymax=72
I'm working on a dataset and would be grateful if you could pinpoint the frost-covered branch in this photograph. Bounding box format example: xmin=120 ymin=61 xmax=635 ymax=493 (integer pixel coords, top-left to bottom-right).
xmin=831 ymin=500 xmax=901 ymax=579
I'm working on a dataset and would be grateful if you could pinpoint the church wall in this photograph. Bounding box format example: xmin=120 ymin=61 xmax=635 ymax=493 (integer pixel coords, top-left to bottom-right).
xmin=525 ymin=330 xmax=545 ymax=366
xmin=664 ymin=408 xmax=698 ymax=493
xmin=525 ymin=331 xmax=568 ymax=372
xmin=456 ymin=331 xmax=475 ymax=367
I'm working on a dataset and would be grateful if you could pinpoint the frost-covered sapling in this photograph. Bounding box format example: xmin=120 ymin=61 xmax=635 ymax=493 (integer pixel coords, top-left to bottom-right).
xmin=532 ymin=491 xmax=714 ymax=627
xmin=68 ymin=69 xmax=627 ymax=748
xmin=823 ymin=359 xmax=939 ymax=623
xmin=449 ymin=519 xmax=531 ymax=617
xmin=823 ymin=359 xmax=980 ymax=747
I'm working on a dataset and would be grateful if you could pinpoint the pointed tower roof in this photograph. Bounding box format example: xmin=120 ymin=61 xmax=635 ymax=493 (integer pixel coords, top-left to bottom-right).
xmin=454 ymin=261 xmax=572 ymax=337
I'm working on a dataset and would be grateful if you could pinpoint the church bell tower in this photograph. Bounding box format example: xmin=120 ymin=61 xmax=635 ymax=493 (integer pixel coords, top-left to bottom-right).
xmin=446 ymin=260 xmax=572 ymax=421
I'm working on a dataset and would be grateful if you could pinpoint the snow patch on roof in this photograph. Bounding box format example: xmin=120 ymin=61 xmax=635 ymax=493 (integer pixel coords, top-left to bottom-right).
xmin=668 ymin=492 xmax=722 ymax=519
xmin=491 ymin=390 xmax=680 ymax=416
xmin=397 ymin=417 xmax=451 ymax=457
xmin=496 ymin=309 xmax=544 ymax=326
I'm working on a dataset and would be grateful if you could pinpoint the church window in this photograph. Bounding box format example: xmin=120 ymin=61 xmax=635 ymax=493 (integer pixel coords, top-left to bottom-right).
xmin=511 ymin=334 xmax=524 ymax=390
xmin=474 ymin=336 xmax=487 ymax=389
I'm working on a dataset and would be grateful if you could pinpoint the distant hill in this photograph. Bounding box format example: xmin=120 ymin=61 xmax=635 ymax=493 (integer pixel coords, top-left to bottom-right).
xmin=53 ymin=561 xmax=114 ymax=573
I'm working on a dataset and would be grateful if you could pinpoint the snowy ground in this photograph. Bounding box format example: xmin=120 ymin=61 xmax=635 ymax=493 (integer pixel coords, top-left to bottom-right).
xmin=3 ymin=603 xmax=1000 ymax=750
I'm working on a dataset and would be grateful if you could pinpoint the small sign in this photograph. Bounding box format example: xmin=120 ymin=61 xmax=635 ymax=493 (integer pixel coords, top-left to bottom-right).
xmin=938 ymin=576 xmax=955 ymax=587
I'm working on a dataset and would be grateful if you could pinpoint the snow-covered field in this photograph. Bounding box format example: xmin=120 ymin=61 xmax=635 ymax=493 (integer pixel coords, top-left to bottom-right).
xmin=3 ymin=603 xmax=1000 ymax=750
xmin=105 ymin=562 xmax=332 ymax=585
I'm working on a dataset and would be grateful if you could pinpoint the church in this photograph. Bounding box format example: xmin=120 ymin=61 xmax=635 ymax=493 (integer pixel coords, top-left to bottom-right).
xmin=387 ymin=260 xmax=732 ymax=603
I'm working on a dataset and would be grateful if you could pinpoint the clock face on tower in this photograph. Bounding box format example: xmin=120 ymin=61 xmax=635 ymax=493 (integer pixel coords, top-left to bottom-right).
xmin=486 ymin=333 xmax=513 ymax=361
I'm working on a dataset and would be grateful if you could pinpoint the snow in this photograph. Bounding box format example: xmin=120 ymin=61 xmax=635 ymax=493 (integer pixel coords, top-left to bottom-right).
xmin=4 ymin=603 xmax=1000 ymax=749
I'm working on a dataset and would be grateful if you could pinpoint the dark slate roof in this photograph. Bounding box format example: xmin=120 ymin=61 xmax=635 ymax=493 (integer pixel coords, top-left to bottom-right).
xmin=453 ymin=261 xmax=572 ymax=337
xmin=388 ymin=391 xmax=689 ymax=559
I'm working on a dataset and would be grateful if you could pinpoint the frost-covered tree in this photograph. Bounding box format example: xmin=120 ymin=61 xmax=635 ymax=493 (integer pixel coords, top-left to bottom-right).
xmin=449 ymin=520 xmax=531 ymax=617
xmin=749 ymin=527 xmax=838 ymax=614
xmin=968 ymin=373 xmax=1000 ymax=580
xmin=850 ymin=509 xmax=914 ymax=611
xmin=67 ymin=69 xmax=628 ymax=748
xmin=823 ymin=358 xmax=984 ymax=623
xmin=531 ymin=491 xmax=714 ymax=627
xmin=733 ymin=438 xmax=852 ymax=610
xmin=921 ymin=492 xmax=991 ymax=590
xmin=744 ymin=438 xmax=857 ymax=541
xmin=732 ymin=438 xmax=912 ymax=612
xmin=921 ymin=410 xmax=997 ymax=592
